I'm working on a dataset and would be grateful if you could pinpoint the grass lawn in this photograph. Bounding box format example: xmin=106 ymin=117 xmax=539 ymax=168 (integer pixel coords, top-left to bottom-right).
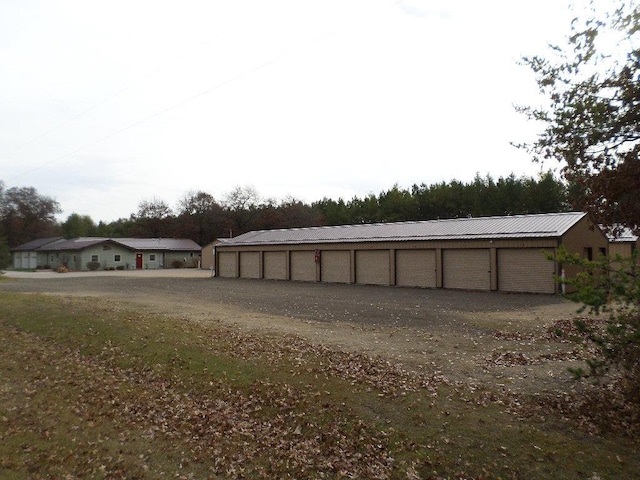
xmin=0 ymin=291 xmax=637 ymax=479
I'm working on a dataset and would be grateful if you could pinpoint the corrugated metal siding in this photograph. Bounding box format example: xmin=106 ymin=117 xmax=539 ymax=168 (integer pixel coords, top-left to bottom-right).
xmin=396 ymin=249 xmax=437 ymax=288
xmin=264 ymin=251 xmax=287 ymax=280
xmin=498 ymin=248 xmax=556 ymax=294
xmin=218 ymin=252 xmax=237 ymax=277
xmin=443 ymin=249 xmax=490 ymax=290
xmin=321 ymin=250 xmax=350 ymax=283
xmin=291 ymin=251 xmax=316 ymax=282
xmin=239 ymin=252 xmax=260 ymax=279
xmin=355 ymin=250 xmax=389 ymax=285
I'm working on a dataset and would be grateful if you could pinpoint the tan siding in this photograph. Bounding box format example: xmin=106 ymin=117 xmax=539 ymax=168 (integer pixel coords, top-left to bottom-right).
xmin=609 ymin=242 xmax=635 ymax=258
xmin=321 ymin=250 xmax=350 ymax=283
xmin=291 ymin=251 xmax=316 ymax=282
xmin=561 ymin=216 xmax=609 ymax=288
xmin=396 ymin=249 xmax=437 ymax=288
xmin=443 ymin=249 xmax=490 ymax=290
xmin=218 ymin=252 xmax=237 ymax=277
xmin=498 ymin=248 xmax=556 ymax=293
xmin=355 ymin=250 xmax=389 ymax=285
xmin=264 ymin=251 xmax=287 ymax=280
xmin=239 ymin=251 xmax=260 ymax=278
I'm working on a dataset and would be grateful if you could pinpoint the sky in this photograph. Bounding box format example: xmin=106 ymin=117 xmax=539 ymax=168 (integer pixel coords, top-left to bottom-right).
xmin=1 ymin=0 xmax=583 ymax=223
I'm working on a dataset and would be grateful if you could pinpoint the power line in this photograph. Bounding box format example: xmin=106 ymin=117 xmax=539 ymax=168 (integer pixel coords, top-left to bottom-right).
xmin=7 ymin=31 xmax=336 ymax=182
xmin=0 ymin=34 xmax=218 ymax=162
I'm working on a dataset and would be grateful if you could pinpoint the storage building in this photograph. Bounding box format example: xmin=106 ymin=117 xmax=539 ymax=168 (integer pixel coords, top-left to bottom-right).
xmin=214 ymin=212 xmax=608 ymax=294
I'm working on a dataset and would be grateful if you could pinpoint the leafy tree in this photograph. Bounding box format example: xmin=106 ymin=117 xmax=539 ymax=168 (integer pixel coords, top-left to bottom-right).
xmin=313 ymin=197 xmax=352 ymax=226
xmin=223 ymin=186 xmax=261 ymax=235
xmin=176 ymin=190 xmax=225 ymax=246
xmin=131 ymin=198 xmax=175 ymax=237
xmin=61 ymin=213 xmax=97 ymax=238
xmin=555 ymin=247 xmax=640 ymax=433
xmin=517 ymin=1 xmax=639 ymax=232
xmin=519 ymin=1 xmax=639 ymax=432
xmin=0 ymin=236 xmax=10 ymax=270
xmin=0 ymin=183 xmax=61 ymax=247
xmin=378 ymin=185 xmax=418 ymax=222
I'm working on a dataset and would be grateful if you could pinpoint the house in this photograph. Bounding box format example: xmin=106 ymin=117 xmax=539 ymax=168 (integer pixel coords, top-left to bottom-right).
xmin=10 ymin=237 xmax=64 ymax=269
xmin=214 ymin=212 xmax=609 ymax=294
xmin=11 ymin=237 xmax=202 ymax=271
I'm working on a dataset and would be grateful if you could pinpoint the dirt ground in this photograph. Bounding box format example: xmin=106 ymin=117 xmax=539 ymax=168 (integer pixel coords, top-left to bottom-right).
xmin=0 ymin=269 xmax=587 ymax=396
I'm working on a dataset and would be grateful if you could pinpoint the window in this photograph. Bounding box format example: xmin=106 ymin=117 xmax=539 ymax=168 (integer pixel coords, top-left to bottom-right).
xmin=91 ymin=254 xmax=99 ymax=262
xmin=599 ymin=247 xmax=607 ymax=258
xmin=114 ymin=254 xmax=121 ymax=262
xmin=149 ymin=254 xmax=156 ymax=261
xmin=583 ymin=247 xmax=593 ymax=261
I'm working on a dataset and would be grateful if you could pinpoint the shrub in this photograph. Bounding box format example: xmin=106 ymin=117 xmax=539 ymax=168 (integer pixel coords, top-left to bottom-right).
xmin=57 ymin=265 xmax=68 ymax=273
xmin=171 ymin=260 xmax=183 ymax=269
xmin=86 ymin=261 xmax=101 ymax=271
xmin=116 ymin=265 xmax=125 ymax=271
xmin=557 ymin=247 xmax=639 ymax=432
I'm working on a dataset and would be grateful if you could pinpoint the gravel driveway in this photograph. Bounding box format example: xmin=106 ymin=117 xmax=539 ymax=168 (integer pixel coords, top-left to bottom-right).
xmin=0 ymin=269 xmax=582 ymax=393
xmin=1 ymin=269 xmax=571 ymax=329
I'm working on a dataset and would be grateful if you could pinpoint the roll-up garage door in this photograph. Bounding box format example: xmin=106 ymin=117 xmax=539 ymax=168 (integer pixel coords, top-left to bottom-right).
xmin=321 ymin=250 xmax=350 ymax=283
xmin=264 ymin=251 xmax=287 ymax=280
xmin=356 ymin=250 xmax=389 ymax=285
xmin=239 ymin=251 xmax=260 ymax=279
xmin=396 ymin=249 xmax=437 ymax=288
xmin=291 ymin=251 xmax=316 ymax=282
xmin=443 ymin=249 xmax=490 ymax=290
xmin=218 ymin=252 xmax=237 ymax=277
xmin=498 ymin=248 xmax=556 ymax=293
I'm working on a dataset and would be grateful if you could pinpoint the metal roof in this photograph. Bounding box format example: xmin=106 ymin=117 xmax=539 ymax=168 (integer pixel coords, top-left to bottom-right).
xmin=20 ymin=237 xmax=201 ymax=252
xmin=112 ymin=238 xmax=202 ymax=251
xmin=44 ymin=237 xmax=109 ymax=251
xmin=222 ymin=212 xmax=589 ymax=247
xmin=10 ymin=237 xmax=64 ymax=252
xmin=606 ymin=226 xmax=639 ymax=243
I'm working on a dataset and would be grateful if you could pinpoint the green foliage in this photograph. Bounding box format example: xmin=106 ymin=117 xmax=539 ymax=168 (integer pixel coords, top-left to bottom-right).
xmin=0 ymin=237 xmax=10 ymax=270
xmin=518 ymin=1 xmax=640 ymax=230
xmin=315 ymin=172 xmax=567 ymax=226
xmin=0 ymin=182 xmax=61 ymax=247
xmin=61 ymin=213 xmax=97 ymax=238
xmin=557 ymin=247 xmax=640 ymax=403
xmin=86 ymin=261 xmax=101 ymax=271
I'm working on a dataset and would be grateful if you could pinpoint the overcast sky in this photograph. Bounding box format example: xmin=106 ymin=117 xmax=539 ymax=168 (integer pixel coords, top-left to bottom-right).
xmin=1 ymin=0 xmax=583 ymax=223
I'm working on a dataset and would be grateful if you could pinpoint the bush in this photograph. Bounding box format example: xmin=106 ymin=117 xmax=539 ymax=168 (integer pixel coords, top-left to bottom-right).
xmin=57 ymin=265 xmax=68 ymax=273
xmin=86 ymin=261 xmax=100 ymax=271
xmin=557 ymin=247 xmax=639 ymax=432
xmin=171 ymin=260 xmax=183 ymax=269
xmin=116 ymin=265 xmax=125 ymax=271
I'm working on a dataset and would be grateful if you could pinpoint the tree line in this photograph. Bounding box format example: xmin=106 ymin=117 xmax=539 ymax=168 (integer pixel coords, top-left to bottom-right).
xmin=1 ymin=172 xmax=568 ymax=253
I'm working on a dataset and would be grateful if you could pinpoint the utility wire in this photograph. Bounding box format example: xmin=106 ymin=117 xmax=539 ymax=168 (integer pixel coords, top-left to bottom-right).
xmin=7 ymin=31 xmax=335 ymax=182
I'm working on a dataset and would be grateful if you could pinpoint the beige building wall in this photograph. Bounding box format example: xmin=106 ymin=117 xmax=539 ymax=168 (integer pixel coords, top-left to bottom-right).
xmin=214 ymin=219 xmax=611 ymax=294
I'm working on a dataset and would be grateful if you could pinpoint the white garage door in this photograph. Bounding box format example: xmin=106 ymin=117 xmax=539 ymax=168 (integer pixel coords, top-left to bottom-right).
xmin=321 ymin=250 xmax=351 ymax=283
xmin=239 ymin=251 xmax=260 ymax=279
xmin=291 ymin=251 xmax=316 ymax=282
xmin=356 ymin=250 xmax=389 ymax=285
xmin=498 ymin=248 xmax=556 ymax=294
xmin=443 ymin=249 xmax=490 ymax=290
xmin=396 ymin=249 xmax=437 ymax=288
xmin=264 ymin=251 xmax=287 ymax=280
xmin=218 ymin=252 xmax=237 ymax=277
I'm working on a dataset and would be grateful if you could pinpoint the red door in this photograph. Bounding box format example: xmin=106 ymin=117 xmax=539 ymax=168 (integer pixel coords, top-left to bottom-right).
xmin=136 ymin=253 xmax=143 ymax=269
